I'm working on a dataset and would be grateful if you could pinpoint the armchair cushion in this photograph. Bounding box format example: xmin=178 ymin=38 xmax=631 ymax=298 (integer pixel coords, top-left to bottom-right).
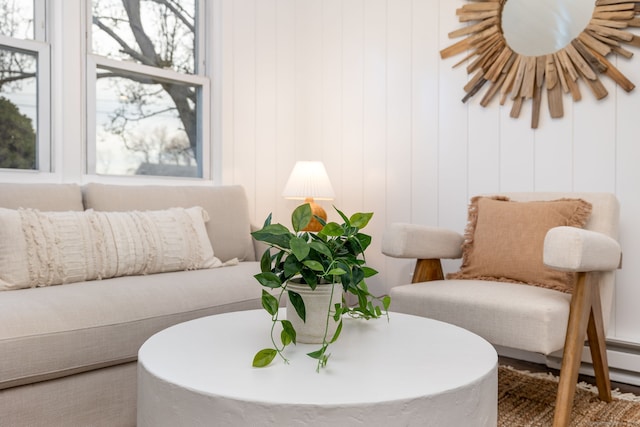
xmin=447 ymin=196 xmax=592 ymax=293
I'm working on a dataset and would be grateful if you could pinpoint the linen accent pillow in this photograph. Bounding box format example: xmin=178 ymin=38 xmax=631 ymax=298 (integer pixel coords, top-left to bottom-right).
xmin=446 ymin=196 xmax=592 ymax=293
xmin=0 ymin=207 xmax=222 ymax=291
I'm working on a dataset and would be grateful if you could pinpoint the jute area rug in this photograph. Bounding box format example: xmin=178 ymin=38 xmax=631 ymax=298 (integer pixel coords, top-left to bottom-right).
xmin=499 ymin=365 xmax=640 ymax=426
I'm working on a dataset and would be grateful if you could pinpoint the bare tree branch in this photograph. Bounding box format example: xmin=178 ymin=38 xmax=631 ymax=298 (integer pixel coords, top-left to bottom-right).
xmin=92 ymin=15 xmax=154 ymax=66
xmin=122 ymin=0 xmax=163 ymax=67
xmin=149 ymin=0 xmax=194 ymax=33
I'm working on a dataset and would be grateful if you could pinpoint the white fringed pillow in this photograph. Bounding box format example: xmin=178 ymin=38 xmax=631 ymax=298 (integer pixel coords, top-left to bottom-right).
xmin=0 ymin=207 xmax=222 ymax=291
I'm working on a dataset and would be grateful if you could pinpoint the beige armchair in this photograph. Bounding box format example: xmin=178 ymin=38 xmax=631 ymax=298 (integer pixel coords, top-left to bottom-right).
xmin=382 ymin=193 xmax=622 ymax=427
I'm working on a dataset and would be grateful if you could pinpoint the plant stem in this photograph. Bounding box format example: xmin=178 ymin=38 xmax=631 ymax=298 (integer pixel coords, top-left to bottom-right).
xmin=270 ymin=287 xmax=289 ymax=364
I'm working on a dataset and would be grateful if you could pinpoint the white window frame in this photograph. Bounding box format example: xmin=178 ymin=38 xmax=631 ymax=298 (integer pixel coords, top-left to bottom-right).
xmin=0 ymin=1 xmax=51 ymax=173
xmin=86 ymin=0 xmax=210 ymax=180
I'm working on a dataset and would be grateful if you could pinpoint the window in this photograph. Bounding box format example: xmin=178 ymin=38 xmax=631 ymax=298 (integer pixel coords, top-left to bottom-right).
xmin=88 ymin=0 xmax=208 ymax=178
xmin=0 ymin=0 xmax=50 ymax=171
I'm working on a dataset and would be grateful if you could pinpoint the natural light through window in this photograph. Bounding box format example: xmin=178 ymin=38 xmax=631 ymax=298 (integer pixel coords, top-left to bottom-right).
xmin=0 ymin=0 xmax=49 ymax=171
xmin=89 ymin=0 xmax=207 ymax=178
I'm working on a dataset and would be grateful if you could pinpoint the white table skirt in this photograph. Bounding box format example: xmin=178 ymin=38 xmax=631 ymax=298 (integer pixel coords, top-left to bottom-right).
xmin=138 ymin=309 xmax=497 ymax=426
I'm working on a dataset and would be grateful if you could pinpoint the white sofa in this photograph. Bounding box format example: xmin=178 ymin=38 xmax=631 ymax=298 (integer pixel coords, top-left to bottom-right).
xmin=0 ymin=183 xmax=265 ymax=426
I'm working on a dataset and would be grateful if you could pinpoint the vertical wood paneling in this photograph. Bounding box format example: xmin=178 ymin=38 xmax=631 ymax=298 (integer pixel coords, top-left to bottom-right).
xmin=222 ymin=0 xmax=640 ymax=345
xmin=533 ymin=110 xmax=573 ymax=192
xmin=231 ymin=0 xmax=257 ymax=215
xmin=437 ymin=0 xmax=469 ymax=237
xmin=614 ymin=54 xmax=640 ymax=342
xmin=386 ymin=0 xmax=412 ymax=223
xmin=320 ymin=0 xmax=343 ymax=215
xmin=573 ymin=88 xmax=617 ymax=192
xmin=468 ymin=106 xmax=500 ymax=197
xmin=499 ymin=107 xmax=535 ymax=191
xmin=273 ymin=0 xmax=296 ymax=224
xmin=341 ymin=0 xmax=365 ymax=213
xmin=254 ymin=0 xmax=278 ymax=223
xmin=362 ymin=0 xmax=391 ymax=292
xmin=294 ymin=1 xmax=323 ymax=161
xmin=220 ymin=0 xmax=235 ymax=184
xmin=411 ymin=0 xmax=439 ymax=227
xmin=385 ymin=0 xmax=414 ymax=290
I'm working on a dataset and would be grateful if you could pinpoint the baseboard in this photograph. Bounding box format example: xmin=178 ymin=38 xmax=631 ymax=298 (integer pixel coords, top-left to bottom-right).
xmin=545 ymin=339 xmax=640 ymax=387
xmin=496 ymin=340 xmax=640 ymax=387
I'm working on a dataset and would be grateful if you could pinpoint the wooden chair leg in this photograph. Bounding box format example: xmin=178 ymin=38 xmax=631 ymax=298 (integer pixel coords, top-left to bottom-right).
xmin=586 ymin=275 xmax=612 ymax=402
xmin=412 ymin=259 xmax=444 ymax=283
xmin=553 ymin=273 xmax=592 ymax=427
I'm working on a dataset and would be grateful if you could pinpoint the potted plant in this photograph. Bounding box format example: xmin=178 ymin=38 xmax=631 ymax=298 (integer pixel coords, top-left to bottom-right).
xmin=251 ymin=203 xmax=390 ymax=371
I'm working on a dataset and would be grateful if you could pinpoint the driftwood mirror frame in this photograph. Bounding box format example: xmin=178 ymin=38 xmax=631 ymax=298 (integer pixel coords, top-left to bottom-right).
xmin=441 ymin=0 xmax=640 ymax=128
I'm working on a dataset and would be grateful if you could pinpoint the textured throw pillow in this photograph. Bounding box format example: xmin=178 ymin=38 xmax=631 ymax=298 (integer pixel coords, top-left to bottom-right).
xmin=0 ymin=207 xmax=222 ymax=291
xmin=446 ymin=196 xmax=592 ymax=293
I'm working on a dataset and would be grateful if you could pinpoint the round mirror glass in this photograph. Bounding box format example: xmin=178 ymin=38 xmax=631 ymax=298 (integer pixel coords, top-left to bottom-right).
xmin=502 ymin=0 xmax=593 ymax=56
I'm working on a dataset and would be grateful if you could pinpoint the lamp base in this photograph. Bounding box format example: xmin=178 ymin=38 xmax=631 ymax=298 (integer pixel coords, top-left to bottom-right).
xmin=302 ymin=197 xmax=326 ymax=232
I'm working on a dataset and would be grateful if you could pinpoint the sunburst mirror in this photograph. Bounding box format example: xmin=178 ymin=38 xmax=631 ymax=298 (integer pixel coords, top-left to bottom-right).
xmin=441 ymin=0 xmax=640 ymax=128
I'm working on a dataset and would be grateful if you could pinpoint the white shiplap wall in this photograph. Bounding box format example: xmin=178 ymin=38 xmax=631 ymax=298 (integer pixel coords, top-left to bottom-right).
xmin=219 ymin=0 xmax=640 ymax=349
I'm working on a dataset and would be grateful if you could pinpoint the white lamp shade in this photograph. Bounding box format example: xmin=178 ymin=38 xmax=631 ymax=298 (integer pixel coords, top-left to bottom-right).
xmin=282 ymin=161 xmax=335 ymax=200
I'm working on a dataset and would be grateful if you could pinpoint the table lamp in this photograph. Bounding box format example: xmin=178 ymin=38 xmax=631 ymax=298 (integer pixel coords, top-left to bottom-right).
xmin=282 ymin=161 xmax=335 ymax=232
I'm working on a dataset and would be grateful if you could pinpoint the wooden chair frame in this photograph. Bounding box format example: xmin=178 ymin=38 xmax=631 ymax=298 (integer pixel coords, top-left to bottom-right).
xmin=411 ymin=259 xmax=612 ymax=427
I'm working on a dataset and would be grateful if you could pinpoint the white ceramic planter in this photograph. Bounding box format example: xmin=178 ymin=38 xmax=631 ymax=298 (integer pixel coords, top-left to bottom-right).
xmin=286 ymin=281 xmax=342 ymax=344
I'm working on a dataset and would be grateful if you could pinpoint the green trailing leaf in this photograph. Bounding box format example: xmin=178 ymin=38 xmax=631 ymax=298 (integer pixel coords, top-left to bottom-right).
xmin=303 ymin=260 xmax=324 ymax=271
xmin=321 ymin=222 xmax=343 ymax=237
xmin=281 ymin=329 xmax=292 ymax=346
xmin=252 ymin=223 xmax=291 ymax=239
xmin=260 ymin=249 xmax=272 ymax=273
xmin=350 ymin=212 xmax=373 ymax=229
xmin=290 ymin=236 xmax=310 ymax=261
xmin=291 ymin=204 xmax=312 ymax=232
xmin=254 ymin=272 xmax=282 ymax=289
xmin=309 ymin=241 xmax=332 ymax=258
xmin=383 ymin=295 xmax=391 ymax=311
xmin=330 ymin=320 xmax=343 ymax=343
xmin=281 ymin=320 xmax=297 ymax=344
xmin=307 ymin=345 xmax=327 ymax=360
xmin=351 ymin=268 xmax=365 ymax=288
xmin=252 ymin=348 xmax=277 ymax=367
xmin=361 ymin=266 xmax=378 ymax=278
xmin=288 ymin=290 xmax=306 ymax=322
xmin=335 ymin=207 xmax=350 ymax=226
xmin=262 ymin=213 xmax=273 ymax=228
xmin=326 ymin=267 xmax=347 ymax=276
xmin=314 ymin=215 xmax=327 ymax=227
xmin=261 ymin=290 xmax=279 ymax=316
xmin=301 ymin=270 xmax=318 ymax=288
xmin=355 ymin=232 xmax=372 ymax=252
xmin=283 ymin=255 xmax=302 ymax=278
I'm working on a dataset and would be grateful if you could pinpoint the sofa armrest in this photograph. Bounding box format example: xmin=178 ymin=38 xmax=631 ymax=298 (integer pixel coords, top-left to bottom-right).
xmin=543 ymin=226 xmax=622 ymax=272
xmin=382 ymin=223 xmax=464 ymax=260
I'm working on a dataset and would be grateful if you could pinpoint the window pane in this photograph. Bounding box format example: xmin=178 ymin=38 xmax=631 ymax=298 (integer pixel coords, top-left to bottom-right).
xmin=95 ymin=68 xmax=200 ymax=177
xmin=92 ymin=0 xmax=196 ymax=74
xmin=0 ymin=0 xmax=34 ymax=40
xmin=0 ymin=47 xmax=37 ymax=170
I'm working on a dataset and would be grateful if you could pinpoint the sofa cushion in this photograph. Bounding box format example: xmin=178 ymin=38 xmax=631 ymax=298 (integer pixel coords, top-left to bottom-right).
xmin=0 ymin=207 xmax=221 ymax=291
xmin=0 ymin=262 xmax=262 ymax=390
xmin=447 ymin=196 xmax=592 ymax=293
xmin=83 ymin=183 xmax=256 ymax=262
xmin=0 ymin=183 xmax=83 ymax=211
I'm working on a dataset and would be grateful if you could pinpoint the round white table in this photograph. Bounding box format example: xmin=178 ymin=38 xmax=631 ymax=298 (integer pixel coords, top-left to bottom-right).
xmin=137 ymin=310 xmax=497 ymax=426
